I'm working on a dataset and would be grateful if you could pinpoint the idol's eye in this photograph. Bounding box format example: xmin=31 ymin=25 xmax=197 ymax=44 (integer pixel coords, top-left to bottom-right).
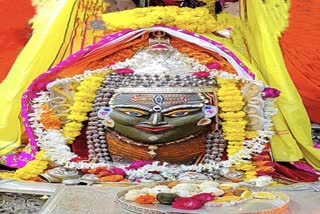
xmin=117 ymin=108 xmax=148 ymax=117
xmin=170 ymin=112 xmax=189 ymax=117
xmin=165 ymin=109 xmax=190 ymax=117
xmin=125 ymin=111 xmax=144 ymax=117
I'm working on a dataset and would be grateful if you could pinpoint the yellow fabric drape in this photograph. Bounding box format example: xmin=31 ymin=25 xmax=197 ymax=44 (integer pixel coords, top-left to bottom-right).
xmin=0 ymin=0 xmax=107 ymax=155
xmin=0 ymin=0 xmax=73 ymax=155
xmin=209 ymin=0 xmax=320 ymax=168
xmin=239 ymin=0 xmax=320 ymax=169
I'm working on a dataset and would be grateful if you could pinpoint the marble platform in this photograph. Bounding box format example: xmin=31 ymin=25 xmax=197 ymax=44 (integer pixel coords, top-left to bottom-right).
xmin=1 ymin=179 xmax=320 ymax=214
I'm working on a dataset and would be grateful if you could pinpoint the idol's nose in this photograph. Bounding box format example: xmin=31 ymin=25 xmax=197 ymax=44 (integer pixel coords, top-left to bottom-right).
xmin=142 ymin=113 xmax=168 ymax=126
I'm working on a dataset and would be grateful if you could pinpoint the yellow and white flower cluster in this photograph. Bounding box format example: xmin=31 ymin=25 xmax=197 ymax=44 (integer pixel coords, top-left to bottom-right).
xmin=62 ymin=71 xmax=108 ymax=143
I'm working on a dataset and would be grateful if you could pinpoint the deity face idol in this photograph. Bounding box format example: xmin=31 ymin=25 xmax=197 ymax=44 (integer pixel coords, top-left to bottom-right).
xmin=108 ymin=93 xmax=210 ymax=144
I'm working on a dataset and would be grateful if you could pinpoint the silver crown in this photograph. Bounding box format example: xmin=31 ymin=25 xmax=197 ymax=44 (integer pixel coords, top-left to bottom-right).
xmin=110 ymin=31 xmax=209 ymax=75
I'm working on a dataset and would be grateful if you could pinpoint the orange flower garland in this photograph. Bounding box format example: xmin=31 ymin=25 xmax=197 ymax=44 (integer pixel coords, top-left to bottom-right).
xmin=87 ymin=41 xmax=149 ymax=70
xmin=39 ymin=103 xmax=62 ymax=130
xmin=170 ymin=38 xmax=237 ymax=74
xmin=253 ymin=144 xmax=275 ymax=177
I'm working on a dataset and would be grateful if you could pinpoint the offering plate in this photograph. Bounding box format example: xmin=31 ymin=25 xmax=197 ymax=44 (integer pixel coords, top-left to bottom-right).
xmin=116 ymin=181 xmax=290 ymax=214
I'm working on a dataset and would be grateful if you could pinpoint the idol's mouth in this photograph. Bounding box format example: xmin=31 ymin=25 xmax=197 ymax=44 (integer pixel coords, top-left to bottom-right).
xmin=134 ymin=125 xmax=174 ymax=133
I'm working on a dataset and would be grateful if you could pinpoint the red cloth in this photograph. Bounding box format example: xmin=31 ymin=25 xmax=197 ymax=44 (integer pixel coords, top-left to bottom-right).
xmin=280 ymin=0 xmax=320 ymax=123
xmin=0 ymin=0 xmax=35 ymax=82
xmin=274 ymin=162 xmax=319 ymax=182
xmin=71 ymin=122 xmax=89 ymax=159
xmin=163 ymin=0 xmax=180 ymax=6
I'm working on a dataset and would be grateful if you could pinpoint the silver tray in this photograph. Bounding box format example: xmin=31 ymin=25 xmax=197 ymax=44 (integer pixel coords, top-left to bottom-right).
xmin=116 ymin=182 xmax=290 ymax=214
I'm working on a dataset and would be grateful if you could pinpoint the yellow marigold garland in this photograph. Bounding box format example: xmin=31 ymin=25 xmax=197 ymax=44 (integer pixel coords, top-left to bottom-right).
xmin=201 ymin=0 xmax=217 ymax=14
xmin=0 ymin=151 xmax=50 ymax=181
xmin=102 ymin=6 xmax=226 ymax=34
xmin=217 ymin=78 xmax=246 ymax=143
xmin=217 ymin=78 xmax=256 ymax=180
xmin=62 ymin=71 xmax=108 ymax=143
xmin=219 ymin=111 xmax=246 ymax=121
xmin=245 ymin=131 xmax=258 ymax=139
xmin=217 ymin=81 xmax=244 ymax=112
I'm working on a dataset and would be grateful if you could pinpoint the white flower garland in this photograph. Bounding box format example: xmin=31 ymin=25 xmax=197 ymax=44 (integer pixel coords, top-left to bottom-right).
xmin=30 ymin=93 xmax=77 ymax=165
